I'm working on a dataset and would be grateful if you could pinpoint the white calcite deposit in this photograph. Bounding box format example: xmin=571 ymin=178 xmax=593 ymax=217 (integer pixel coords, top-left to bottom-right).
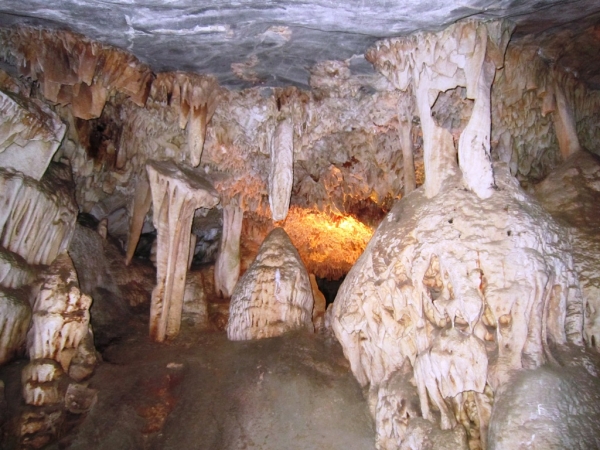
xmin=147 ymin=160 xmax=220 ymax=342
xmin=332 ymin=165 xmax=584 ymax=449
xmin=227 ymin=227 xmax=314 ymax=340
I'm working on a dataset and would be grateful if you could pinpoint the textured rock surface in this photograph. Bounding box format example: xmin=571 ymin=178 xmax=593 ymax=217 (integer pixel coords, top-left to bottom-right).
xmin=27 ymin=252 xmax=92 ymax=369
xmin=332 ymin=165 xmax=583 ymax=449
xmin=0 ymin=287 xmax=31 ymax=365
xmin=368 ymin=19 xmax=513 ymax=199
xmin=0 ymin=164 xmax=77 ymax=266
xmin=147 ymin=160 xmax=219 ymax=342
xmin=488 ymin=364 xmax=600 ymax=449
xmin=1 ymin=1 xmax=599 ymax=89
xmin=269 ymin=117 xmax=294 ymax=221
xmin=214 ymin=205 xmax=242 ymax=298
xmin=0 ymin=89 xmax=66 ymax=180
xmin=228 ymin=228 xmax=314 ymax=341
xmin=533 ymin=150 xmax=600 ymax=349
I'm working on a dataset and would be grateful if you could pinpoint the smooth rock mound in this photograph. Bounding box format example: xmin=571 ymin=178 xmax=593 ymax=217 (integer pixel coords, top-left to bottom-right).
xmin=227 ymin=227 xmax=314 ymax=340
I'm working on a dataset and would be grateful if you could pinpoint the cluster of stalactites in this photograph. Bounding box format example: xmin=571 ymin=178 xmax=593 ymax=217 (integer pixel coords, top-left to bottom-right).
xmin=0 ymin=26 xmax=154 ymax=119
xmin=150 ymin=72 xmax=222 ymax=167
xmin=367 ymin=19 xmax=514 ymax=200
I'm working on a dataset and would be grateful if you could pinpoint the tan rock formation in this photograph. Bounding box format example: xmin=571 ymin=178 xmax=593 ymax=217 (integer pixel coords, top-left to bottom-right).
xmin=0 ymin=165 xmax=77 ymax=266
xmin=0 ymin=26 xmax=154 ymax=119
xmin=367 ymin=19 xmax=513 ymax=199
xmin=332 ymin=165 xmax=583 ymax=449
xmin=534 ymin=150 xmax=600 ymax=349
xmin=0 ymin=90 xmax=66 ymax=180
xmin=214 ymin=205 xmax=243 ymax=298
xmin=27 ymin=252 xmax=92 ymax=368
xmin=0 ymin=288 xmax=31 ymax=365
xmin=227 ymin=227 xmax=314 ymax=340
xmin=269 ymin=117 xmax=294 ymax=221
xmin=147 ymin=160 xmax=220 ymax=342
xmin=21 ymin=360 xmax=63 ymax=406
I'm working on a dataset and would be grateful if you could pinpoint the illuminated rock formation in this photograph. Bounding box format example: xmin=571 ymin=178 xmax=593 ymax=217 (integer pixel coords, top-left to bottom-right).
xmin=332 ymin=165 xmax=583 ymax=449
xmin=367 ymin=19 xmax=514 ymax=199
xmin=147 ymin=160 xmax=220 ymax=342
xmin=0 ymin=90 xmax=66 ymax=180
xmin=227 ymin=227 xmax=314 ymax=341
xmin=214 ymin=205 xmax=243 ymax=298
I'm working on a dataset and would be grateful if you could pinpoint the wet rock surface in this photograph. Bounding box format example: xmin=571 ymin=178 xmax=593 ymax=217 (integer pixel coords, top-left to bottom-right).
xmin=1 ymin=324 xmax=375 ymax=449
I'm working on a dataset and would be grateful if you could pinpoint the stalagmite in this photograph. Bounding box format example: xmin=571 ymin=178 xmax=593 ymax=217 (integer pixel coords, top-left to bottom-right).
xmin=147 ymin=160 xmax=220 ymax=342
xmin=269 ymin=118 xmax=294 ymax=221
xmin=214 ymin=205 xmax=243 ymax=298
xmin=27 ymin=252 xmax=92 ymax=368
xmin=227 ymin=228 xmax=314 ymax=340
xmin=332 ymin=165 xmax=583 ymax=449
xmin=367 ymin=19 xmax=514 ymax=199
xmin=0 ymin=90 xmax=66 ymax=181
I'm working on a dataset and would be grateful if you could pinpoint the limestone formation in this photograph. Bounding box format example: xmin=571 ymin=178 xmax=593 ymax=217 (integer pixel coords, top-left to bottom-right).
xmin=367 ymin=19 xmax=514 ymax=199
xmin=21 ymin=360 xmax=63 ymax=406
xmin=0 ymin=165 xmax=78 ymax=266
xmin=150 ymin=73 xmax=221 ymax=167
xmin=0 ymin=287 xmax=31 ymax=365
xmin=0 ymin=27 xmax=154 ymax=118
xmin=332 ymin=165 xmax=583 ymax=449
xmin=0 ymin=89 xmax=66 ymax=180
xmin=269 ymin=117 xmax=294 ymax=221
xmin=214 ymin=205 xmax=243 ymax=298
xmin=533 ymin=150 xmax=600 ymax=349
xmin=147 ymin=160 xmax=220 ymax=342
xmin=227 ymin=228 xmax=314 ymax=340
xmin=27 ymin=252 xmax=92 ymax=369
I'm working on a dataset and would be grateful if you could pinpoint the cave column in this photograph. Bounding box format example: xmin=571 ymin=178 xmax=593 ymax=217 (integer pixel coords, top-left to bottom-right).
xmin=146 ymin=160 xmax=219 ymax=342
xmin=214 ymin=204 xmax=243 ymax=298
xmin=269 ymin=117 xmax=294 ymax=221
xmin=398 ymin=94 xmax=416 ymax=195
xmin=552 ymin=77 xmax=581 ymax=159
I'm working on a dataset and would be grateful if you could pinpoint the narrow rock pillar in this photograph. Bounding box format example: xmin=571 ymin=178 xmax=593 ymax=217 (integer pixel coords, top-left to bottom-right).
xmin=214 ymin=204 xmax=243 ymax=298
xmin=146 ymin=160 xmax=219 ymax=342
xmin=269 ymin=118 xmax=294 ymax=221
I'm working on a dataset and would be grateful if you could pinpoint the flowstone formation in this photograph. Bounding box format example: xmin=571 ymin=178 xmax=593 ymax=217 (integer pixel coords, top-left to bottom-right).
xmin=331 ymin=166 xmax=584 ymax=449
xmin=147 ymin=160 xmax=220 ymax=342
xmin=227 ymin=227 xmax=314 ymax=341
xmin=367 ymin=19 xmax=514 ymax=199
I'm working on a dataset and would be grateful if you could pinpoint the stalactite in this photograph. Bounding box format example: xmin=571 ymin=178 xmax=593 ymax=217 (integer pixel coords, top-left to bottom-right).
xmin=147 ymin=160 xmax=219 ymax=342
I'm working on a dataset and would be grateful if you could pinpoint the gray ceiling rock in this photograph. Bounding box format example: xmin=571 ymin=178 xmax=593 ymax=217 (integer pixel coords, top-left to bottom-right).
xmin=1 ymin=0 xmax=600 ymax=89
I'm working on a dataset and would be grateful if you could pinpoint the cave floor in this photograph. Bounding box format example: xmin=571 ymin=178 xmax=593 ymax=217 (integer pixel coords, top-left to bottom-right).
xmin=1 ymin=318 xmax=375 ymax=449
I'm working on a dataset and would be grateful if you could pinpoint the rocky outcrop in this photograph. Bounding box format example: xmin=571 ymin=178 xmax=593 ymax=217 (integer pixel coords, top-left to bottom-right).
xmin=332 ymin=165 xmax=583 ymax=449
xmin=227 ymin=228 xmax=314 ymax=340
xmin=147 ymin=160 xmax=220 ymax=342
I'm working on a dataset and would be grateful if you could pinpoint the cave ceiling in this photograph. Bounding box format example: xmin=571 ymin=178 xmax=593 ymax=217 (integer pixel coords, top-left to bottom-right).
xmin=1 ymin=0 xmax=600 ymax=89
